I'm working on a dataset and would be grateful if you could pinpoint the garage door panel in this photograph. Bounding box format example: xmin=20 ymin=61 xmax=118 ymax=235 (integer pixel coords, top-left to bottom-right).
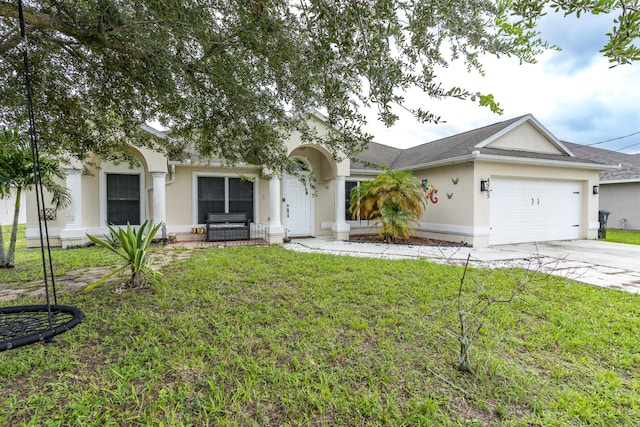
xmin=490 ymin=178 xmax=581 ymax=245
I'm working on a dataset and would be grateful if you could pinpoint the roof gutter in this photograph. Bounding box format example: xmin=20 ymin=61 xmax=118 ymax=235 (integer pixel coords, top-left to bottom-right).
xmin=472 ymin=153 xmax=620 ymax=171
xmin=394 ymin=153 xmax=481 ymax=171
xmin=167 ymin=159 xmax=253 ymax=168
xmin=600 ymin=178 xmax=640 ymax=184
xmin=350 ymin=168 xmax=386 ymax=175
xmin=394 ymin=151 xmax=619 ymax=172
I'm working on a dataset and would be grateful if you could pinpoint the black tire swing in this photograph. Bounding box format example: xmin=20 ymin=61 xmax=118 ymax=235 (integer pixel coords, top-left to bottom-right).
xmin=0 ymin=1 xmax=84 ymax=351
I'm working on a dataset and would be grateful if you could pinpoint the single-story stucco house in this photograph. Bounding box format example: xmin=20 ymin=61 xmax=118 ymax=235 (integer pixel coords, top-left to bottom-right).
xmin=24 ymin=113 xmax=618 ymax=248
xmin=564 ymin=142 xmax=640 ymax=231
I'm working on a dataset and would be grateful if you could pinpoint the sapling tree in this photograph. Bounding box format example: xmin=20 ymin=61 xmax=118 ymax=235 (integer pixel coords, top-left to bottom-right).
xmin=0 ymin=129 xmax=70 ymax=268
xmin=451 ymin=253 xmax=558 ymax=373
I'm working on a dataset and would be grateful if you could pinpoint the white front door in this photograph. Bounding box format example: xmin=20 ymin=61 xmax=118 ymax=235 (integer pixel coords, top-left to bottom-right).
xmin=284 ymin=175 xmax=313 ymax=236
xmin=490 ymin=178 xmax=581 ymax=245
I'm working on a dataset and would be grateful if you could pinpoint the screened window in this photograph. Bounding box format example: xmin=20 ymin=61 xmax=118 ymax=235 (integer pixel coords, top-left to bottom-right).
xmin=345 ymin=181 xmax=360 ymax=221
xmin=197 ymin=176 xmax=254 ymax=223
xmin=107 ymin=174 xmax=140 ymax=225
xmin=229 ymin=178 xmax=254 ymax=221
xmin=198 ymin=177 xmax=225 ymax=223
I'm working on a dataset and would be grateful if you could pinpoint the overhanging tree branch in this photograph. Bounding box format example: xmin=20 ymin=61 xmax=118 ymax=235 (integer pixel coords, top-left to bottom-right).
xmin=0 ymin=0 xmax=637 ymax=169
xmin=0 ymin=1 xmax=149 ymax=57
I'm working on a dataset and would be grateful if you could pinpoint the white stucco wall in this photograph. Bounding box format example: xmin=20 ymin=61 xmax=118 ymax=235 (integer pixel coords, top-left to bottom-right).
xmin=411 ymin=163 xmax=477 ymax=245
xmin=486 ymin=121 xmax=565 ymax=154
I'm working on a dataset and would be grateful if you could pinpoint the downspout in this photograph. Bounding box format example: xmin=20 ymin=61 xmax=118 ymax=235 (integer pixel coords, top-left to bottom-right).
xmin=166 ymin=163 xmax=177 ymax=186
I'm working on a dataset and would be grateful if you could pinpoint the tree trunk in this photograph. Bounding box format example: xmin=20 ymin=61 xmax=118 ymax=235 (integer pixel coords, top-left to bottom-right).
xmin=457 ymin=337 xmax=473 ymax=373
xmin=130 ymin=270 xmax=144 ymax=289
xmin=5 ymin=186 xmax=22 ymax=268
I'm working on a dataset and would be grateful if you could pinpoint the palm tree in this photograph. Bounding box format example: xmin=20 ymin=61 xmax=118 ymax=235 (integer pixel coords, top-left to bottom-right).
xmin=0 ymin=129 xmax=71 ymax=268
xmin=349 ymin=169 xmax=427 ymax=243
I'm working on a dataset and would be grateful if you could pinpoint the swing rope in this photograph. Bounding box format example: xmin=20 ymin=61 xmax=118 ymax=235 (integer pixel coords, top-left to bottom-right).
xmin=19 ymin=0 xmax=57 ymax=311
xmin=0 ymin=0 xmax=84 ymax=351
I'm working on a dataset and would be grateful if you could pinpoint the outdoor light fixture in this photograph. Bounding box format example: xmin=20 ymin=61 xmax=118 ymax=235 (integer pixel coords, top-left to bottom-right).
xmin=593 ymin=185 xmax=599 ymax=195
xmin=480 ymin=179 xmax=490 ymax=192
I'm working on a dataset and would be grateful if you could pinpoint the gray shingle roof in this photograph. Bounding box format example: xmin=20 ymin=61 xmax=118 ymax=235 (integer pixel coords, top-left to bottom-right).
xmin=350 ymin=142 xmax=403 ymax=170
xmin=563 ymin=142 xmax=640 ymax=182
xmin=391 ymin=116 xmax=525 ymax=169
xmin=353 ymin=115 xmax=611 ymax=172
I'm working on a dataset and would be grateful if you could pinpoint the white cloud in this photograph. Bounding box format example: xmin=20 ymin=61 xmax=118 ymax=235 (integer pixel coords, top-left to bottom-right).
xmin=363 ymin=12 xmax=640 ymax=154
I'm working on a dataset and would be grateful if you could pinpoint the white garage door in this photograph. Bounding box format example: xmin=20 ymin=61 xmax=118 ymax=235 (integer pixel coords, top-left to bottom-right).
xmin=490 ymin=178 xmax=581 ymax=245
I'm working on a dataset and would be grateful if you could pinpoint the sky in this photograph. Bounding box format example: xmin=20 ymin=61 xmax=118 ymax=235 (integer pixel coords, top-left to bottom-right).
xmin=362 ymin=11 xmax=640 ymax=154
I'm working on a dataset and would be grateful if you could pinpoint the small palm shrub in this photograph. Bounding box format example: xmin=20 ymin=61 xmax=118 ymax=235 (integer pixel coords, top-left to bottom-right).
xmin=349 ymin=169 xmax=427 ymax=243
xmin=86 ymin=220 xmax=163 ymax=290
xmin=378 ymin=203 xmax=415 ymax=241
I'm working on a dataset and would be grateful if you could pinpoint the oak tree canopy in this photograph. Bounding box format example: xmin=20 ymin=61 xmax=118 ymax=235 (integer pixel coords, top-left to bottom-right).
xmin=1 ymin=0 xmax=638 ymax=170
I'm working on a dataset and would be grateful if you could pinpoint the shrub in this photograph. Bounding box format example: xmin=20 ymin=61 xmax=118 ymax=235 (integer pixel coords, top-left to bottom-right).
xmin=86 ymin=220 xmax=162 ymax=290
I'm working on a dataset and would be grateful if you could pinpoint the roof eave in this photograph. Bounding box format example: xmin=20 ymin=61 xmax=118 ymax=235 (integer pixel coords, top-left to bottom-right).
xmin=350 ymin=168 xmax=386 ymax=175
xmin=393 ymin=152 xmax=619 ymax=172
xmin=474 ymin=154 xmax=620 ymax=170
xmin=141 ymin=123 xmax=169 ymax=139
xmin=600 ymin=177 xmax=640 ymax=184
xmin=168 ymin=159 xmax=255 ymax=169
xmin=394 ymin=153 xmax=480 ymax=171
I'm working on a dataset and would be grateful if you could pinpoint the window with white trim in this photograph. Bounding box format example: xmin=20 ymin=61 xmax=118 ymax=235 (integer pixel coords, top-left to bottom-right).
xmin=197 ymin=176 xmax=254 ymax=224
xmin=345 ymin=180 xmax=369 ymax=221
xmin=107 ymin=173 xmax=141 ymax=225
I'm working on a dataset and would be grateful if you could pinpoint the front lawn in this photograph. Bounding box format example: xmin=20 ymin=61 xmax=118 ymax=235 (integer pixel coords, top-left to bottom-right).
xmin=605 ymin=228 xmax=640 ymax=245
xmin=0 ymin=224 xmax=122 ymax=285
xmin=1 ymin=239 xmax=639 ymax=425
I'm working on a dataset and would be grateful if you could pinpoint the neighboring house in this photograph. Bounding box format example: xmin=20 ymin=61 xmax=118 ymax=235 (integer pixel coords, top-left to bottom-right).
xmin=24 ymin=113 xmax=617 ymax=248
xmin=0 ymin=187 xmax=27 ymax=226
xmin=564 ymin=142 xmax=640 ymax=230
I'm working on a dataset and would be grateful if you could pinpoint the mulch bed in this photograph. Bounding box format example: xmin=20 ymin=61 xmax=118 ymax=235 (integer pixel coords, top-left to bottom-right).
xmin=349 ymin=234 xmax=464 ymax=247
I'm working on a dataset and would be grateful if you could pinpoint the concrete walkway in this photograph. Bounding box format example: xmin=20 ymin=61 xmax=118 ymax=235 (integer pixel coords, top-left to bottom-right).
xmin=286 ymin=237 xmax=640 ymax=294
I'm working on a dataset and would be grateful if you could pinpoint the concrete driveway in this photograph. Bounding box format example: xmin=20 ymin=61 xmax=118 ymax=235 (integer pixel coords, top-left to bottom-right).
xmin=287 ymin=238 xmax=640 ymax=294
xmin=495 ymin=240 xmax=640 ymax=293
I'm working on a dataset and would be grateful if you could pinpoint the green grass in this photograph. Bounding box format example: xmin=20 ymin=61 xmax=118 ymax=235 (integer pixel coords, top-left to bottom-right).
xmin=605 ymin=228 xmax=640 ymax=245
xmin=1 ymin=223 xmax=27 ymax=251
xmin=1 ymin=234 xmax=639 ymax=425
xmin=1 ymin=224 xmax=122 ymax=285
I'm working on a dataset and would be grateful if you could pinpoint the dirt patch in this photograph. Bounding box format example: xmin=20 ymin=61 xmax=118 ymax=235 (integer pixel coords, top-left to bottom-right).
xmin=349 ymin=234 xmax=464 ymax=247
xmin=0 ymin=247 xmax=194 ymax=302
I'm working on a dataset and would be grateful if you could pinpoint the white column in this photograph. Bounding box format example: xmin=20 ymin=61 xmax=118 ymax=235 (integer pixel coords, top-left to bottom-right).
xmin=60 ymin=168 xmax=85 ymax=247
xmin=65 ymin=169 xmax=83 ymax=227
xmin=151 ymin=172 xmax=166 ymax=225
xmin=332 ymin=175 xmax=350 ymax=240
xmin=268 ymin=175 xmax=285 ymax=243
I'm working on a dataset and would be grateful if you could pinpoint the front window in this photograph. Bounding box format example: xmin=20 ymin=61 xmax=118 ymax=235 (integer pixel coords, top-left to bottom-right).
xmin=197 ymin=176 xmax=254 ymax=223
xmin=346 ymin=180 xmax=368 ymax=221
xmin=107 ymin=174 xmax=140 ymax=225
xmin=229 ymin=178 xmax=254 ymax=220
xmin=198 ymin=177 xmax=225 ymax=224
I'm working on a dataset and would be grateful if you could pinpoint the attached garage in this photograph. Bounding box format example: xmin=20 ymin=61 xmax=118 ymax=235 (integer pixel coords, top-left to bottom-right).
xmin=489 ymin=178 xmax=582 ymax=245
xmin=371 ymin=114 xmax=616 ymax=247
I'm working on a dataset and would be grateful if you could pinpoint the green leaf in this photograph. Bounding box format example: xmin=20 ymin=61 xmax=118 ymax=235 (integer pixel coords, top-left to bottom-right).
xmin=85 ymin=219 xmax=162 ymax=288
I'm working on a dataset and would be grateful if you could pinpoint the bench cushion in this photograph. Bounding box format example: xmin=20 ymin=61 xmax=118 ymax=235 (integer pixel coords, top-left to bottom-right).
xmin=206 ymin=212 xmax=248 ymax=224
